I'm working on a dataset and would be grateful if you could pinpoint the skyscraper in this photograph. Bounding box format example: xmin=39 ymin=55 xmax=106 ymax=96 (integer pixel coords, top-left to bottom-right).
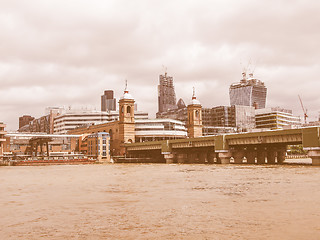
xmin=157 ymin=72 xmax=177 ymax=114
xmin=101 ymin=90 xmax=116 ymax=111
xmin=229 ymin=72 xmax=267 ymax=109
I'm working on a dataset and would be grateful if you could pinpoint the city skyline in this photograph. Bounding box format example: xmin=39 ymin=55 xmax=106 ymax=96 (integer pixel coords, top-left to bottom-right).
xmin=1 ymin=0 xmax=320 ymax=130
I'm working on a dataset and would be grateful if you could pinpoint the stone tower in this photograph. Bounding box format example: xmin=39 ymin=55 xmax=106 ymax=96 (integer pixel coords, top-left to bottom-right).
xmin=119 ymin=81 xmax=135 ymax=155
xmin=187 ymin=88 xmax=203 ymax=138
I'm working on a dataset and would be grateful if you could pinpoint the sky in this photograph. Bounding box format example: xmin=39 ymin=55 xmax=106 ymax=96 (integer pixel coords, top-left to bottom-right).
xmin=1 ymin=0 xmax=320 ymax=130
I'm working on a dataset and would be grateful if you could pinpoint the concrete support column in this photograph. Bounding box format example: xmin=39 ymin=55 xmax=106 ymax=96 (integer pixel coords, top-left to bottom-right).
xmin=216 ymin=151 xmax=231 ymax=164
xmin=233 ymin=150 xmax=245 ymax=164
xmin=163 ymin=153 xmax=174 ymax=164
xmin=257 ymin=146 xmax=266 ymax=164
xmin=307 ymin=149 xmax=320 ymax=166
xmin=245 ymin=147 xmax=256 ymax=164
xmin=266 ymin=146 xmax=276 ymax=164
xmin=277 ymin=146 xmax=286 ymax=164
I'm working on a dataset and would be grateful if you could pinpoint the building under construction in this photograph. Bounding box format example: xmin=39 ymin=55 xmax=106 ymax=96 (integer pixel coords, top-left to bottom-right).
xmin=157 ymin=72 xmax=178 ymax=115
xmin=229 ymin=72 xmax=267 ymax=109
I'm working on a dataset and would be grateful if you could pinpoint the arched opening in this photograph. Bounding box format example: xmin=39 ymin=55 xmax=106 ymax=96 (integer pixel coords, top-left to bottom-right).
xmin=127 ymin=106 xmax=131 ymax=114
xmin=195 ymin=110 xmax=199 ymax=118
xmin=128 ymin=139 xmax=133 ymax=143
xmin=121 ymin=106 xmax=124 ymax=113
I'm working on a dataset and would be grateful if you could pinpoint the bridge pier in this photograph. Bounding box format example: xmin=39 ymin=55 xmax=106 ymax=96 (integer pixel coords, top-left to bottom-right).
xmin=216 ymin=151 xmax=231 ymax=164
xmin=307 ymin=149 xmax=320 ymax=166
xmin=257 ymin=146 xmax=266 ymax=164
xmin=163 ymin=153 xmax=174 ymax=164
xmin=276 ymin=146 xmax=286 ymax=164
xmin=245 ymin=146 xmax=256 ymax=164
xmin=266 ymin=146 xmax=276 ymax=164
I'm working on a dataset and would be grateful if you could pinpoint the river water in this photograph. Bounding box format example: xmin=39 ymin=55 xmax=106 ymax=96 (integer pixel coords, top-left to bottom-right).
xmin=0 ymin=163 xmax=319 ymax=240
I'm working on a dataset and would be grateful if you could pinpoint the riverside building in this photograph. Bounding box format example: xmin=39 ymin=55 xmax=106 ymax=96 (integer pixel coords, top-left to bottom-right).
xmin=69 ymin=84 xmax=187 ymax=155
xmin=86 ymin=132 xmax=111 ymax=162
xmin=229 ymin=72 xmax=267 ymax=109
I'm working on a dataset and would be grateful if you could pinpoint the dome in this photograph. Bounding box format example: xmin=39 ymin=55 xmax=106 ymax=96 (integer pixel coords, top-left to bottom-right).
xmin=190 ymin=98 xmax=201 ymax=105
xmin=120 ymin=91 xmax=134 ymax=100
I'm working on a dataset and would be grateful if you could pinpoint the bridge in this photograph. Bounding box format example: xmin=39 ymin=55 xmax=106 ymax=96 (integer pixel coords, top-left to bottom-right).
xmin=125 ymin=126 xmax=320 ymax=165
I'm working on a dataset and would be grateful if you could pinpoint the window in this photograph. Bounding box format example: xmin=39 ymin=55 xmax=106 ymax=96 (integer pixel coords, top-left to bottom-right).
xmin=127 ymin=106 xmax=131 ymax=114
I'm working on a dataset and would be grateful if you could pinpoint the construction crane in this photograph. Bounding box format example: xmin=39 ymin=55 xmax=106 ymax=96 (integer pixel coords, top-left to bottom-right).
xmin=298 ymin=95 xmax=308 ymax=124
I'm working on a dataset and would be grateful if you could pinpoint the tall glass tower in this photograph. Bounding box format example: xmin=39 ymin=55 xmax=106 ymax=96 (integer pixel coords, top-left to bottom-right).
xmin=229 ymin=72 xmax=267 ymax=109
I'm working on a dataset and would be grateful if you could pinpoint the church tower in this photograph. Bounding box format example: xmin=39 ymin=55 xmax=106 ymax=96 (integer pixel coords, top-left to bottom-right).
xmin=119 ymin=81 xmax=135 ymax=154
xmin=187 ymin=88 xmax=203 ymax=138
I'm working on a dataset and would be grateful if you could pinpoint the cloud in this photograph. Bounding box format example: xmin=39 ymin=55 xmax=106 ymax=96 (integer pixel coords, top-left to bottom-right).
xmin=0 ymin=0 xmax=319 ymax=130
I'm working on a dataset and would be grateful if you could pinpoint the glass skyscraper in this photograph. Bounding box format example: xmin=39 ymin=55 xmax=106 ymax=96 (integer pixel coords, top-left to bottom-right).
xmin=229 ymin=73 xmax=267 ymax=109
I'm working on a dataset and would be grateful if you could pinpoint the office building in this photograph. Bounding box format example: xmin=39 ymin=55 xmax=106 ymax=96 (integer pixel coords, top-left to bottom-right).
xmin=19 ymin=115 xmax=34 ymax=129
xmin=18 ymin=107 xmax=63 ymax=133
xmin=157 ymin=72 xmax=178 ymax=114
xmin=255 ymin=107 xmax=301 ymax=129
xmin=157 ymin=104 xmax=255 ymax=134
xmin=101 ymin=90 xmax=116 ymax=111
xmin=202 ymin=105 xmax=256 ymax=132
xmin=135 ymin=119 xmax=187 ymax=142
xmin=156 ymin=106 xmax=188 ymax=123
xmin=54 ymin=109 xmax=148 ymax=134
xmin=229 ymin=72 xmax=267 ymax=109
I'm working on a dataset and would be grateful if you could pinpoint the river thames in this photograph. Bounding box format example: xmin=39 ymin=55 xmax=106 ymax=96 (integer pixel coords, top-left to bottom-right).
xmin=0 ymin=163 xmax=319 ymax=239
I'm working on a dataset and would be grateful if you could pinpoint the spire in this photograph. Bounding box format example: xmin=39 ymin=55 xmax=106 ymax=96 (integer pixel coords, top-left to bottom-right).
xmin=192 ymin=87 xmax=196 ymax=100
xmin=189 ymin=87 xmax=200 ymax=105
xmin=124 ymin=79 xmax=128 ymax=93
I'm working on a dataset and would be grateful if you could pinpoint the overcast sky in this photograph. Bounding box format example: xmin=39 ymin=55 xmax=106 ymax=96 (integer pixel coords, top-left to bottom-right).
xmin=1 ymin=0 xmax=319 ymax=130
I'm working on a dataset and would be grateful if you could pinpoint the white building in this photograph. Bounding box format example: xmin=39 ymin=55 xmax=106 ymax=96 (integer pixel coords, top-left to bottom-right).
xmin=255 ymin=107 xmax=301 ymax=130
xmin=135 ymin=119 xmax=187 ymax=142
xmin=54 ymin=109 xmax=148 ymax=134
